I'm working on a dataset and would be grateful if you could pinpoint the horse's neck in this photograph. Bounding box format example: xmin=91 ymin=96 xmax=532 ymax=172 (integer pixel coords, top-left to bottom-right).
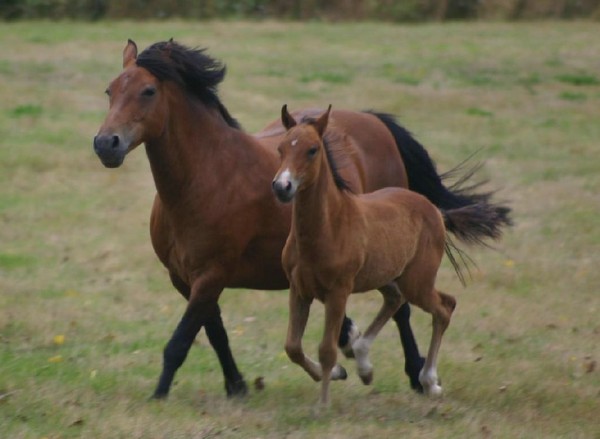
xmin=144 ymin=99 xmax=254 ymax=210
xmin=292 ymin=159 xmax=353 ymax=257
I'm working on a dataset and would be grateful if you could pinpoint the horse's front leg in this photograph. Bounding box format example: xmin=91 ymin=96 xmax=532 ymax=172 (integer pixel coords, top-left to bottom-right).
xmin=392 ymin=303 xmax=426 ymax=393
xmin=205 ymin=307 xmax=247 ymax=397
xmin=152 ymin=271 xmax=226 ymax=399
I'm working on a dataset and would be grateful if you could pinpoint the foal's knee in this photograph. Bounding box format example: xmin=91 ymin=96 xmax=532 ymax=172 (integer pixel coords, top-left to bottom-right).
xmin=285 ymin=342 xmax=304 ymax=364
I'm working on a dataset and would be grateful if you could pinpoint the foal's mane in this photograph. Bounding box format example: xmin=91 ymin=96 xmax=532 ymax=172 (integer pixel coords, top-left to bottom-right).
xmin=136 ymin=40 xmax=240 ymax=129
xmin=300 ymin=116 xmax=352 ymax=193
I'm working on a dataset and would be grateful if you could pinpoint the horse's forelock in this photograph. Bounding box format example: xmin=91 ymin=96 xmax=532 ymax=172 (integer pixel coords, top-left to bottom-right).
xmin=135 ymin=41 xmax=240 ymax=129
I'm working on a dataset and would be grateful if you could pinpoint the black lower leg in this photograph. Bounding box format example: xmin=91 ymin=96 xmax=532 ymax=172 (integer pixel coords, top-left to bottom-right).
xmin=205 ymin=306 xmax=247 ymax=397
xmin=337 ymin=315 xmax=354 ymax=348
xmin=393 ymin=303 xmax=425 ymax=393
xmin=152 ymin=312 xmax=203 ymax=399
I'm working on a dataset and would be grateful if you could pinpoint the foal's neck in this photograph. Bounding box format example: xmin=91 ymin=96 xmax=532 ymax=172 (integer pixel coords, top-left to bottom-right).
xmin=292 ymin=155 xmax=351 ymax=256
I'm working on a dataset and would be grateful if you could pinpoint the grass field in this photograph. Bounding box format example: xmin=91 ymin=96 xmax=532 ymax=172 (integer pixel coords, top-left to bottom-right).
xmin=0 ymin=20 xmax=598 ymax=438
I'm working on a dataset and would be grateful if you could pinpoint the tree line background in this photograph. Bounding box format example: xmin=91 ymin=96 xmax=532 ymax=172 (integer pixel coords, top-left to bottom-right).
xmin=2 ymin=0 xmax=600 ymax=21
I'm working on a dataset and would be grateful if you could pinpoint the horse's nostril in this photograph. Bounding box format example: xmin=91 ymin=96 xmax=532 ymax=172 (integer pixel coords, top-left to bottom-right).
xmin=111 ymin=135 xmax=120 ymax=149
xmin=285 ymin=181 xmax=292 ymax=192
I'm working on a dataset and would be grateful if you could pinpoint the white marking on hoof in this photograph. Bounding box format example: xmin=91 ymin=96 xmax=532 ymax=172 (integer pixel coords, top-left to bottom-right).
xmin=426 ymin=383 xmax=444 ymax=398
xmin=340 ymin=322 xmax=361 ymax=359
xmin=419 ymin=368 xmax=443 ymax=398
xmin=331 ymin=364 xmax=348 ymax=380
xmin=352 ymin=337 xmax=374 ymax=384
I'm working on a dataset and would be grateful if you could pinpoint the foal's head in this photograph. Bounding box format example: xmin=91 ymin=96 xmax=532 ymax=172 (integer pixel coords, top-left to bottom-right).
xmin=272 ymin=105 xmax=331 ymax=203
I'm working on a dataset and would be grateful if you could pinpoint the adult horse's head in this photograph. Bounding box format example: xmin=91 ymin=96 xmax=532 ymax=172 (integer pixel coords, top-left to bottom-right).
xmin=93 ymin=39 xmax=235 ymax=168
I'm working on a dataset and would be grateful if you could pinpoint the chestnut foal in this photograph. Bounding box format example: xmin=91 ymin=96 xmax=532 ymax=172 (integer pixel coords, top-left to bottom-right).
xmin=273 ymin=106 xmax=458 ymax=405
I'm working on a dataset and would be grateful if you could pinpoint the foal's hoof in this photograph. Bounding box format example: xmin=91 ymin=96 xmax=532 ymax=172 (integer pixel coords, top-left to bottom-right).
xmin=226 ymin=378 xmax=248 ymax=398
xmin=359 ymin=370 xmax=373 ymax=385
xmin=332 ymin=364 xmax=348 ymax=380
xmin=426 ymin=384 xmax=443 ymax=399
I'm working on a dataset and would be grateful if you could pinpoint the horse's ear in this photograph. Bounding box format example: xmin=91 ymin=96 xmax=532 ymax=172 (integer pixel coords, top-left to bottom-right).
xmin=314 ymin=105 xmax=332 ymax=137
xmin=281 ymin=104 xmax=297 ymax=130
xmin=123 ymin=39 xmax=138 ymax=68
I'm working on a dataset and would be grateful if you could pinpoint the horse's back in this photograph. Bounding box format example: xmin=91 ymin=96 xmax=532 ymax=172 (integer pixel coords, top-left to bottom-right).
xmin=256 ymin=108 xmax=408 ymax=193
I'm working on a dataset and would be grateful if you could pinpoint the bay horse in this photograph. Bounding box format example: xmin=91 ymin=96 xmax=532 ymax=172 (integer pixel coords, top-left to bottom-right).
xmin=274 ymin=105 xmax=465 ymax=404
xmin=93 ymin=39 xmax=510 ymax=400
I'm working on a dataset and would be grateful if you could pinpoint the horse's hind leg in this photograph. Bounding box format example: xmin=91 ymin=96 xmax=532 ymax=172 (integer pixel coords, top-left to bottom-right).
xmin=419 ymin=290 xmax=456 ymax=397
xmin=352 ymin=283 xmax=404 ymax=385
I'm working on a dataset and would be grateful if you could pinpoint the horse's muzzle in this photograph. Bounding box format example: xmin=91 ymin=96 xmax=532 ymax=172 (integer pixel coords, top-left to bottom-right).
xmin=272 ymin=179 xmax=295 ymax=203
xmin=93 ymin=134 xmax=127 ymax=168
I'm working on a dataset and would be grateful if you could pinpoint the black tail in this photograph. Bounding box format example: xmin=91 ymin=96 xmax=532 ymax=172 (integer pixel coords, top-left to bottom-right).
xmin=370 ymin=112 xmax=512 ymax=246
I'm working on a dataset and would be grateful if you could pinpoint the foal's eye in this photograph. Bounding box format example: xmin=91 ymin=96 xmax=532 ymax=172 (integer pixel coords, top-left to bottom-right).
xmin=307 ymin=146 xmax=318 ymax=158
xmin=141 ymin=87 xmax=156 ymax=97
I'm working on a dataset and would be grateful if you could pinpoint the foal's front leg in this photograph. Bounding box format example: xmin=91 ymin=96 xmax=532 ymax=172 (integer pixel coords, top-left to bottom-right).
xmin=284 ymin=287 xmax=347 ymax=384
xmin=285 ymin=289 xmax=321 ymax=380
xmin=319 ymin=292 xmax=349 ymax=405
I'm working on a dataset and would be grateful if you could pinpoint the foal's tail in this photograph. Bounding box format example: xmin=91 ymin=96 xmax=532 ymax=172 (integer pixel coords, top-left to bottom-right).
xmin=369 ymin=112 xmax=512 ymax=246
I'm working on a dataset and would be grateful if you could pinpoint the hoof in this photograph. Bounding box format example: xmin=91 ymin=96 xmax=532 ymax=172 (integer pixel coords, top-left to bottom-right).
xmin=226 ymin=378 xmax=248 ymax=398
xmin=332 ymin=364 xmax=348 ymax=381
xmin=408 ymin=356 xmax=426 ymax=394
xmin=426 ymin=384 xmax=443 ymax=399
xmin=149 ymin=391 xmax=168 ymax=401
xmin=359 ymin=370 xmax=373 ymax=385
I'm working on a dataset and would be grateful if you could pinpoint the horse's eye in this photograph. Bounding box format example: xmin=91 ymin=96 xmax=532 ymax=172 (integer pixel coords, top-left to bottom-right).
xmin=104 ymin=88 xmax=111 ymax=97
xmin=141 ymin=87 xmax=156 ymax=97
xmin=307 ymin=146 xmax=318 ymax=158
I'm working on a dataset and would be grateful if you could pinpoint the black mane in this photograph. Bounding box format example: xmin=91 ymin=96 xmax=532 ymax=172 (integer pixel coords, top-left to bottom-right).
xmin=136 ymin=40 xmax=240 ymax=129
xmin=300 ymin=115 xmax=352 ymax=192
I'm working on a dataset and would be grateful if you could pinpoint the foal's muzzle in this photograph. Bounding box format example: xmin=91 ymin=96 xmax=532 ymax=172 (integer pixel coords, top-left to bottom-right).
xmin=272 ymin=179 xmax=295 ymax=203
xmin=93 ymin=133 xmax=127 ymax=168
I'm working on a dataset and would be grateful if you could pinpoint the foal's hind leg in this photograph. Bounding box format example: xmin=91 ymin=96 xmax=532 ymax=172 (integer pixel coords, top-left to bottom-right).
xmin=352 ymin=283 xmax=404 ymax=385
xmin=418 ymin=290 xmax=456 ymax=397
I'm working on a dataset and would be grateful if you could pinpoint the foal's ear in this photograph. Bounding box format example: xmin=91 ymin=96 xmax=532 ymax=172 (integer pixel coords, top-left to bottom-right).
xmin=123 ymin=39 xmax=138 ymax=68
xmin=314 ymin=105 xmax=332 ymax=137
xmin=281 ymin=104 xmax=297 ymax=130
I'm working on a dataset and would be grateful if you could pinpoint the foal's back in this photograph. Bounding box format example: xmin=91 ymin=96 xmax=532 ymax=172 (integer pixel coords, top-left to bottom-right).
xmin=352 ymin=187 xmax=446 ymax=293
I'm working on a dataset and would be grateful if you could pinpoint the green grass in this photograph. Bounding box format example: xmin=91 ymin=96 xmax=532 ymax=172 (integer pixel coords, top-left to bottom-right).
xmin=0 ymin=21 xmax=599 ymax=438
